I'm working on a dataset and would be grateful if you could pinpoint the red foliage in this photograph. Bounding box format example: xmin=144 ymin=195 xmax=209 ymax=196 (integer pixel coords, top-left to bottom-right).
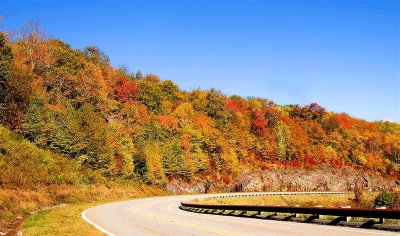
xmin=267 ymin=151 xmax=277 ymax=161
xmin=225 ymin=98 xmax=248 ymax=113
xmin=305 ymin=156 xmax=317 ymax=165
xmin=289 ymin=160 xmax=300 ymax=167
xmin=225 ymin=99 xmax=240 ymax=112
xmin=209 ymin=157 xmax=217 ymax=169
xmin=334 ymin=114 xmax=355 ymax=129
xmin=114 ymin=153 xmax=124 ymax=174
xmin=335 ymin=114 xmax=378 ymax=134
xmin=261 ymin=163 xmax=268 ymax=170
xmin=116 ymin=77 xmax=139 ymax=102
xmin=221 ymin=175 xmax=231 ymax=185
xmin=330 ymin=159 xmax=343 ymax=168
xmin=252 ymin=109 xmax=269 ymax=135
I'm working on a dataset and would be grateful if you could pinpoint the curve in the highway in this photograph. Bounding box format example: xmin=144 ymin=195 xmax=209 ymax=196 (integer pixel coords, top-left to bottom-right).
xmin=82 ymin=192 xmax=399 ymax=236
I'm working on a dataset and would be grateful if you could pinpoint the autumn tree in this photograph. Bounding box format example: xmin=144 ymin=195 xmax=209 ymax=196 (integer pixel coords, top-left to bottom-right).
xmin=205 ymin=89 xmax=233 ymax=129
xmin=116 ymin=77 xmax=139 ymax=103
xmin=84 ymin=46 xmax=110 ymax=65
xmin=288 ymin=103 xmax=326 ymax=121
xmin=13 ymin=22 xmax=54 ymax=75
xmin=144 ymin=142 xmax=167 ymax=186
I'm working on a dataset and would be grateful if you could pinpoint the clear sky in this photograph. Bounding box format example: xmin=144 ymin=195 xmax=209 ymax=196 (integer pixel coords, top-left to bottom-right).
xmin=1 ymin=0 xmax=399 ymax=122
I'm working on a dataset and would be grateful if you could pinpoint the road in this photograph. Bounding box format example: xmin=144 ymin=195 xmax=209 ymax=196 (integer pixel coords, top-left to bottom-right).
xmin=82 ymin=192 xmax=399 ymax=236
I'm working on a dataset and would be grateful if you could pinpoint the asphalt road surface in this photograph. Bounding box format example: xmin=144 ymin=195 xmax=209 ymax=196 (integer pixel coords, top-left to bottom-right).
xmin=82 ymin=193 xmax=399 ymax=236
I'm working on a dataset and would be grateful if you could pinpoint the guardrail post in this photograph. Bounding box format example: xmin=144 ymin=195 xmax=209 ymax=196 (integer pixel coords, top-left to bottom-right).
xmin=304 ymin=214 xmax=319 ymax=223
xmin=376 ymin=206 xmax=386 ymax=224
xmin=314 ymin=205 xmax=324 ymax=219
xmin=266 ymin=212 xmax=277 ymax=219
xmin=340 ymin=206 xmax=352 ymax=222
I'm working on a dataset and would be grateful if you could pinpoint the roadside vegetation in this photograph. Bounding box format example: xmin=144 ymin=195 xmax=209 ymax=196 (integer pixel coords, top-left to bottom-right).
xmin=0 ymin=120 xmax=164 ymax=234
xmin=193 ymin=193 xmax=378 ymax=208
xmin=194 ymin=191 xmax=400 ymax=209
xmin=23 ymin=202 xmax=105 ymax=236
xmin=1 ymin=183 xmax=165 ymax=235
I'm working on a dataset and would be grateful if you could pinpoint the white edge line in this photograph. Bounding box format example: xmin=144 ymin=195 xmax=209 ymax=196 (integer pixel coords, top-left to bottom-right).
xmin=81 ymin=206 xmax=115 ymax=236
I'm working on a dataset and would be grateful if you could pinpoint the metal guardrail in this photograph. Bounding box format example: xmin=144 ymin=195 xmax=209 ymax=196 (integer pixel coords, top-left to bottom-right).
xmin=180 ymin=193 xmax=400 ymax=231
xmin=181 ymin=202 xmax=400 ymax=220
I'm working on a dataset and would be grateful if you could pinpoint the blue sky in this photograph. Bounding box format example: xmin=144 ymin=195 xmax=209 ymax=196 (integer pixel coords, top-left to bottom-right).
xmin=1 ymin=0 xmax=399 ymax=122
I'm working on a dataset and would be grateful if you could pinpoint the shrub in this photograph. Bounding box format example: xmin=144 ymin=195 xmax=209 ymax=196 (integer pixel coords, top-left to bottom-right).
xmin=353 ymin=180 xmax=363 ymax=203
xmin=373 ymin=191 xmax=395 ymax=208
xmin=392 ymin=193 xmax=400 ymax=208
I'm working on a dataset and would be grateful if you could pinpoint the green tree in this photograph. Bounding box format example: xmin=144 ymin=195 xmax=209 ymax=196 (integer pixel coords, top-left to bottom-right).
xmin=374 ymin=191 xmax=395 ymax=207
xmin=144 ymin=142 xmax=166 ymax=185
xmin=205 ymin=89 xmax=232 ymax=129
xmin=161 ymin=80 xmax=180 ymax=103
xmin=276 ymin=121 xmax=291 ymax=160
xmin=84 ymin=46 xmax=110 ymax=64
xmin=0 ymin=33 xmax=12 ymax=103
xmin=138 ymin=75 xmax=163 ymax=113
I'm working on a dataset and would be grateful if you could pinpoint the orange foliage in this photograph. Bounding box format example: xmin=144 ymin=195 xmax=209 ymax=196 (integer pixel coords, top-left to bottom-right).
xmin=157 ymin=114 xmax=179 ymax=131
xmin=194 ymin=115 xmax=211 ymax=129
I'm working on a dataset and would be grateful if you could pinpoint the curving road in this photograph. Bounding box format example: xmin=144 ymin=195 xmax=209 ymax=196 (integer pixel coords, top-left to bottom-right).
xmin=82 ymin=192 xmax=398 ymax=236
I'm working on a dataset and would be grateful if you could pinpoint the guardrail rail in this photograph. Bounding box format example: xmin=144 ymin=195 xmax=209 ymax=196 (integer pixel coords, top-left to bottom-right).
xmin=180 ymin=193 xmax=400 ymax=232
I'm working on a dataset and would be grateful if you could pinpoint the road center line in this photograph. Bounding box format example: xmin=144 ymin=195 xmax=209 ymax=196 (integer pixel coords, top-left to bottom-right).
xmin=130 ymin=204 xmax=244 ymax=236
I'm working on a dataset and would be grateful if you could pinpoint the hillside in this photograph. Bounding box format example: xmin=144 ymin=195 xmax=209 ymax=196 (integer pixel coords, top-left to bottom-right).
xmin=0 ymin=123 xmax=164 ymax=234
xmin=1 ymin=24 xmax=399 ymax=188
xmin=1 ymin=22 xmax=400 ymax=234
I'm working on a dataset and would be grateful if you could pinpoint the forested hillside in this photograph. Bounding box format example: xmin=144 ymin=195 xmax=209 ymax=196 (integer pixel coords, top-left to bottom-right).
xmin=0 ymin=24 xmax=399 ymax=190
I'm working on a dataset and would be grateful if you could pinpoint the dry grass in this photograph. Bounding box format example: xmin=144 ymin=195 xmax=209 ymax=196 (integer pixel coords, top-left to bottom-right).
xmin=0 ymin=183 xmax=165 ymax=235
xmin=193 ymin=192 xmax=379 ymax=208
xmin=23 ymin=202 xmax=105 ymax=236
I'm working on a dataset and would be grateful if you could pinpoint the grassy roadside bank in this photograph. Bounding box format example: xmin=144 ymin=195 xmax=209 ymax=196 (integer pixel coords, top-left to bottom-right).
xmin=0 ymin=184 xmax=165 ymax=235
xmin=192 ymin=193 xmax=379 ymax=208
xmin=23 ymin=201 xmax=106 ymax=236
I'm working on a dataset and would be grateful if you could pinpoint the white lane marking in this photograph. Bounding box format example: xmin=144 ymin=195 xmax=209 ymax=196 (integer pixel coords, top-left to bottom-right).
xmin=82 ymin=206 xmax=115 ymax=236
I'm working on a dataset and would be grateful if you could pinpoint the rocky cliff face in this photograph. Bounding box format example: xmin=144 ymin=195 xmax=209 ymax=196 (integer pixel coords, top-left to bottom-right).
xmin=166 ymin=165 xmax=400 ymax=194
